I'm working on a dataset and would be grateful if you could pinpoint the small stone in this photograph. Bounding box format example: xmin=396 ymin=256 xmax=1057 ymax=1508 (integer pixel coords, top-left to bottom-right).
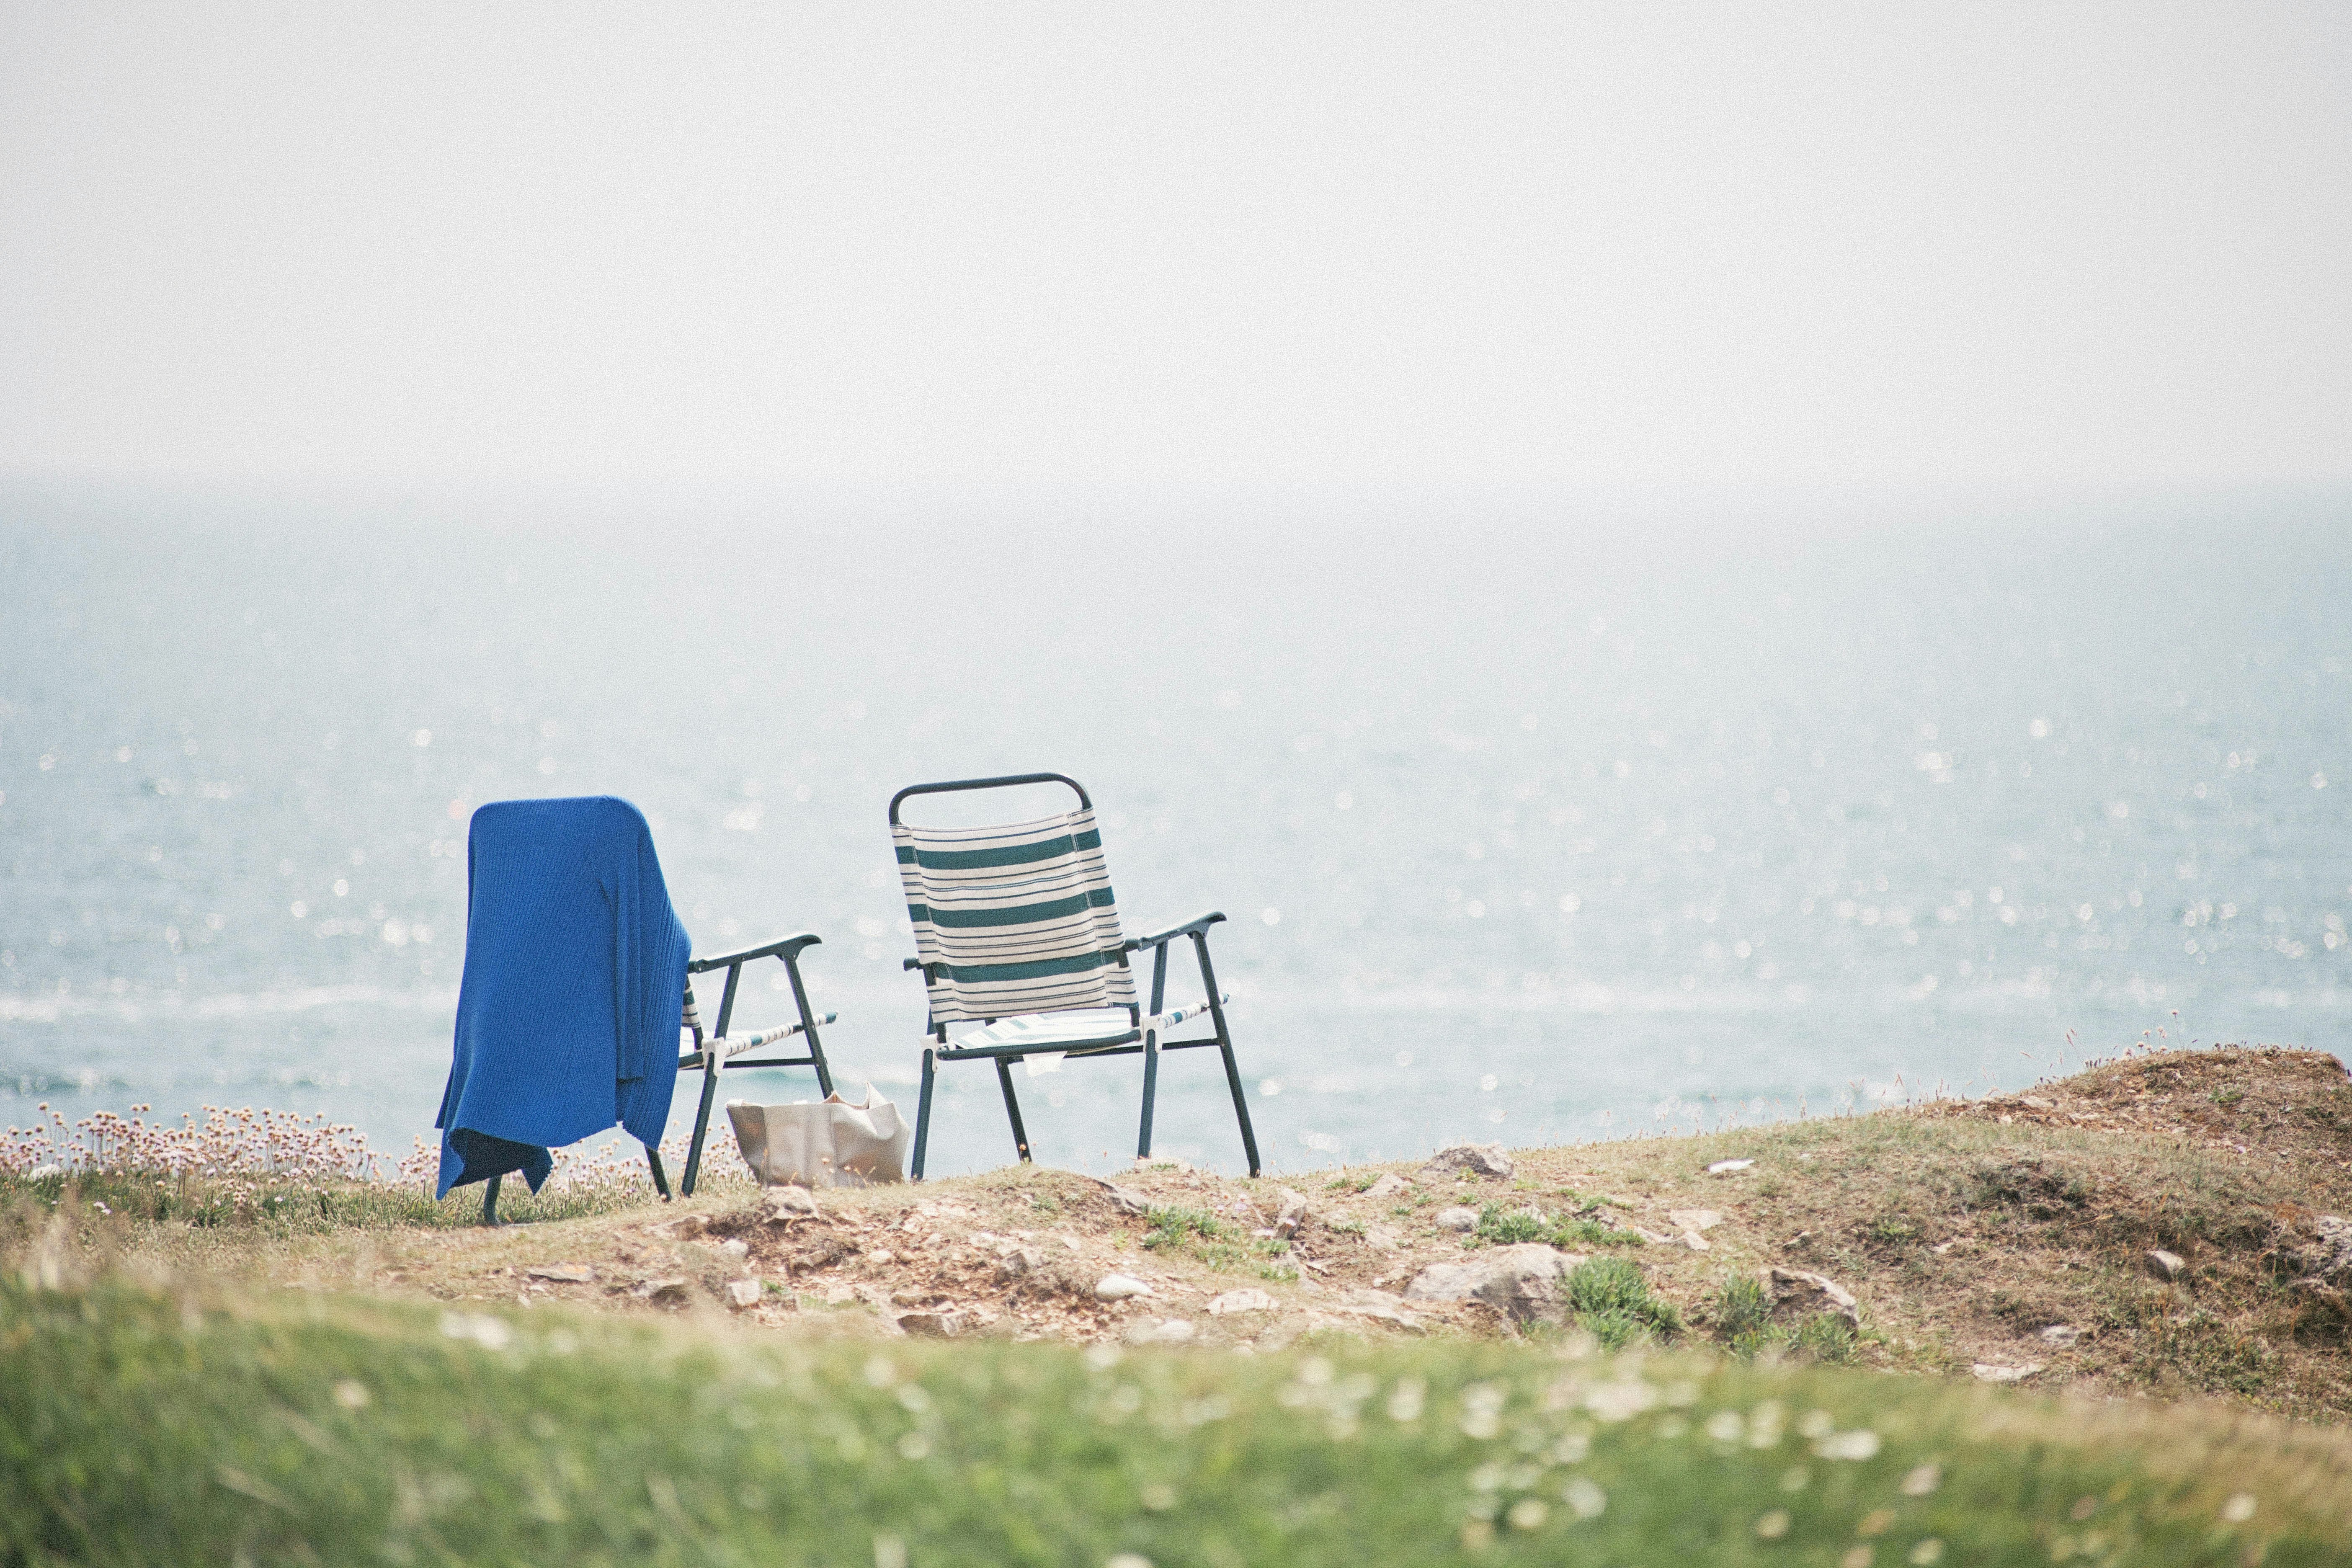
xmin=1148 ymin=1318 xmax=1197 ymax=1344
xmin=725 ymin=1279 xmax=764 ymax=1310
xmin=1705 ymin=1158 xmax=1755 ymax=1176
xmin=718 ymin=1238 xmax=750 ymax=1259
xmin=524 ymin=1264 xmax=593 ymax=1284
xmin=1207 ymin=1288 xmax=1279 ymax=1316
xmin=2020 ymin=1095 xmax=2054 ymax=1111
xmin=1105 ymin=1185 xmax=1154 ymax=1216
xmin=1421 ymin=1143 xmax=1514 ymax=1180
xmin=868 ymin=1248 xmax=896 ymax=1266
xmin=633 ymin=1277 xmax=691 ymax=1306
xmin=1667 ymin=1208 xmax=1723 ymax=1234
xmin=1365 ymin=1172 xmax=1412 ymax=1199
xmin=2145 ymin=1249 xmax=2186 ymax=1282
xmin=1971 ymin=1362 xmax=2043 ymax=1383
xmin=1434 ymin=1206 xmax=1480 ymax=1233
xmin=1365 ymin=1225 xmax=1403 ymax=1251
xmin=2038 ymin=1324 xmax=2082 ymax=1347
xmin=761 ymin=1186 xmax=819 ymax=1222
xmin=1767 ymin=1267 xmax=1860 ymax=1326
xmin=995 ymin=1246 xmax=1046 ymax=1282
xmin=1095 ymin=1274 xmax=1153 ymax=1302
xmin=1333 ymin=1289 xmax=1424 ymax=1333
xmin=1274 ymin=1188 xmax=1310 ymax=1239
xmin=896 ymin=1310 xmax=964 ymax=1338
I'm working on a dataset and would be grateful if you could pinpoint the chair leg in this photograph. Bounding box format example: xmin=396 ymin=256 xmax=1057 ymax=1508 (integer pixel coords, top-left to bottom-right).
xmin=994 ymin=1058 xmax=1034 ymax=1163
xmin=681 ymin=1055 xmax=722 ymax=1197
xmin=783 ymin=951 xmax=836 ymax=1099
xmin=1195 ymin=930 xmax=1261 ymax=1177
xmin=1137 ymin=1028 xmax=1161 ymax=1161
xmin=1218 ymin=1038 xmax=1263 ymax=1179
xmin=480 ymin=1173 xmax=503 ymax=1226
xmin=645 ymin=1143 xmax=672 ymax=1200
xmin=911 ymin=1046 xmax=937 ymax=1181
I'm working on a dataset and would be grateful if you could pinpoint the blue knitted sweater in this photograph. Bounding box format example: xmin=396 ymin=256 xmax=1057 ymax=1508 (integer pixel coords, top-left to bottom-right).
xmin=433 ymin=797 xmax=691 ymax=1198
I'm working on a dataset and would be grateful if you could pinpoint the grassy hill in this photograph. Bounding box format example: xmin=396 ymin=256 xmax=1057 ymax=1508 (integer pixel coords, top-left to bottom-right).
xmin=5 ymin=1044 xmax=2349 ymax=1564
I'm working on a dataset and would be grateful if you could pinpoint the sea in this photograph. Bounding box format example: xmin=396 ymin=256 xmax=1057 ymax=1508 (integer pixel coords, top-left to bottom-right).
xmin=3 ymin=484 xmax=2347 ymax=1180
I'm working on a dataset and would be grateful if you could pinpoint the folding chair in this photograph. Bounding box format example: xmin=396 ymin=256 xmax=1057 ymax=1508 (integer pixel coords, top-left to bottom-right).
xmin=437 ymin=795 xmax=841 ymax=1226
xmin=889 ymin=772 xmax=1262 ymax=1180
xmin=675 ymin=935 xmax=838 ymax=1196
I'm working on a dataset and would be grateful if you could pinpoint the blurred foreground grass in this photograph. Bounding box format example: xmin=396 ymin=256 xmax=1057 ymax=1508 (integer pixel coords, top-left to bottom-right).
xmin=3 ymin=1272 xmax=2344 ymax=1568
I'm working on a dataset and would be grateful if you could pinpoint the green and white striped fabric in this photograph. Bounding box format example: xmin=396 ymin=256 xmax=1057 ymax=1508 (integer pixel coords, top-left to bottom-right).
xmin=892 ymin=807 xmax=1137 ymax=1026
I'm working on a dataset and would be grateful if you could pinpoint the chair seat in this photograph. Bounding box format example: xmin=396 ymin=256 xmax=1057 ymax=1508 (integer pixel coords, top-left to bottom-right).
xmin=949 ymin=1010 xmax=1140 ymax=1054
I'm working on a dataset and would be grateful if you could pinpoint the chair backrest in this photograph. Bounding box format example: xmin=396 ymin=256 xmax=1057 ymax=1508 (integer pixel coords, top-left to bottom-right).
xmin=891 ymin=785 xmax=1136 ymax=1027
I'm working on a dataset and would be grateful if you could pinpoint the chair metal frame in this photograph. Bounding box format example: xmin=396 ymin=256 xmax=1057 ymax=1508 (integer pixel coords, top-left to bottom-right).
xmin=891 ymin=772 xmax=1262 ymax=1181
xmin=678 ymin=934 xmax=838 ymax=1195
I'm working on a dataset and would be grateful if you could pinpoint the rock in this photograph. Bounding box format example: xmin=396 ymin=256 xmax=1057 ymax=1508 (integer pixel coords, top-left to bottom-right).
xmin=718 ymin=1238 xmax=750 ymax=1259
xmin=1207 ymin=1288 xmax=1279 ymax=1316
xmin=1148 ymin=1318 xmax=1197 ymax=1344
xmin=1667 ymin=1209 xmax=1721 ymax=1251
xmin=896 ymin=1310 xmax=964 ymax=1338
xmin=652 ymin=1214 xmax=711 ymax=1240
xmin=1971 ymin=1362 xmax=2044 ymax=1383
xmin=1365 ymin=1225 xmax=1403 ymax=1251
xmin=1274 ymin=1188 xmax=1310 ymax=1239
xmin=1332 ymin=1289 xmax=1424 ymax=1333
xmin=2020 ymin=1095 xmax=2055 ymax=1112
xmin=524 ymin=1263 xmax=594 ymax=1284
xmin=1365 ymin=1172 xmax=1412 ymax=1199
xmin=632 ymin=1277 xmax=691 ymax=1307
xmin=1105 ymin=1185 xmax=1155 ymax=1217
xmin=2038 ymin=1324 xmax=2082 ymax=1347
xmin=2145 ymin=1249 xmax=2186 ymax=1282
xmin=1094 ymin=1274 xmax=1153 ymax=1302
xmin=1404 ymin=1244 xmax=1580 ymax=1325
xmin=868 ymin=1248 xmax=895 ymax=1266
xmin=2289 ymin=1215 xmax=2352 ymax=1282
xmin=1434 ymin=1206 xmax=1480 ymax=1233
xmin=724 ymin=1279 xmax=764 ymax=1310
xmin=1705 ymin=1158 xmax=1755 ymax=1176
xmin=1422 ymin=1143 xmax=1514 ymax=1180
xmin=761 ymin=1186 xmax=820 ymax=1222
xmin=995 ymin=1246 xmax=1046 ymax=1282
xmin=1767 ymin=1267 xmax=1860 ymax=1326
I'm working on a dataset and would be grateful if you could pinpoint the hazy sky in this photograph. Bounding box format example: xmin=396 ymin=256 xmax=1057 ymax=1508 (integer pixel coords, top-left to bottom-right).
xmin=3 ymin=4 xmax=2347 ymax=495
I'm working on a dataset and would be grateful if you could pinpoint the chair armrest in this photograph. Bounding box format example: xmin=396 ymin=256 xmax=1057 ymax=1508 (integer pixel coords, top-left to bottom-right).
xmin=688 ymin=932 xmax=821 ymax=973
xmin=1120 ymin=910 xmax=1226 ymax=953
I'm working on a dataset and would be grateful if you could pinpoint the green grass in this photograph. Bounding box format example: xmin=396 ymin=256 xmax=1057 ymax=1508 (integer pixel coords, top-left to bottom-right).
xmin=0 ymin=1168 xmax=701 ymax=1233
xmin=1711 ymin=1277 xmax=1857 ymax=1365
xmin=1142 ymin=1206 xmax=1293 ymax=1277
xmin=1562 ymin=1256 xmax=1684 ymax=1350
xmin=3 ymin=1276 xmax=2345 ymax=1567
xmin=1472 ymin=1202 xmax=1643 ymax=1253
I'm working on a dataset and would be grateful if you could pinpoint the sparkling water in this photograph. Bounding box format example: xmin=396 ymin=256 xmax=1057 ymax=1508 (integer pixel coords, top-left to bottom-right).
xmin=3 ymin=486 xmax=2346 ymax=1178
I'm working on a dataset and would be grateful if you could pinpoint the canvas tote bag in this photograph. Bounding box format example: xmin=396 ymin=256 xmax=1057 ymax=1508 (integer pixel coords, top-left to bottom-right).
xmin=726 ymin=1089 xmax=910 ymax=1187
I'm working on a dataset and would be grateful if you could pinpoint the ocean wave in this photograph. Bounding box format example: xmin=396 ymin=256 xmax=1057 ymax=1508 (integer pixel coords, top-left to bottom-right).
xmin=0 ymin=985 xmax=461 ymax=1025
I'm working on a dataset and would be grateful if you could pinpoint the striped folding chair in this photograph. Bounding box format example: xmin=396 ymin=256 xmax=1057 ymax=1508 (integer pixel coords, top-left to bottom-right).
xmin=890 ymin=772 xmax=1262 ymax=1180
